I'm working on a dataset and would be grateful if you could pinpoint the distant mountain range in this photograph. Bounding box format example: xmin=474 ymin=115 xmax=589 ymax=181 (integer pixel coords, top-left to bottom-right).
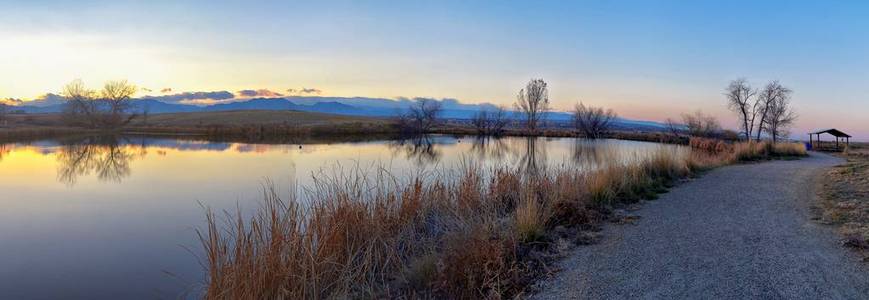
xmin=9 ymin=96 xmax=667 ymax=130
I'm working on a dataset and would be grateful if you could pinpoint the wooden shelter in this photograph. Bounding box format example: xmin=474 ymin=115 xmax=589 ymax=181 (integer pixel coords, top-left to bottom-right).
xmin=809 ymin=128 xmax=851 ymax=151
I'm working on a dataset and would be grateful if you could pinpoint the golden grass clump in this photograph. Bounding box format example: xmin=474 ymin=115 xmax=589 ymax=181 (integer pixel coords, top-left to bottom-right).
xmin=689 ymin=137 xmax=732 ymax=154
xmin=689 ymin=137 xmax=808 ymax=163
xmin=731 ymin=141 xmax=807 ymax=161
xmin=731 ymin=141 xmax=769 ymax=161
xmin=197 ymin=146 xmax=740 ymax=298
xmin=515 ymin=191 xmax=546 ymax=243
xmin=772 ymin=142 xmax=808 ymax=157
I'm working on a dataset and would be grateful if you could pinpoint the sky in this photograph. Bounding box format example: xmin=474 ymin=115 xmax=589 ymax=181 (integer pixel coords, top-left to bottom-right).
xmin=2 ymin=0 xmax=868 ymax=139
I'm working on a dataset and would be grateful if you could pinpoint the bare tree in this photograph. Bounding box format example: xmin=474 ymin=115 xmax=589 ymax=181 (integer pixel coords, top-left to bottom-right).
xmin=100 ymin=80 xmax=138 ymax=127
xmin=514 ymin=79 xmax=549 ymax=133
xmin=664 ymin=118 xmax=681 ymax=136
xmin=725 ymin=78 xmax=758 ymax=141
xmin=764 ymin=87 xmax=796 ymax=142
xmin=755 ymin=80 xmax=792 ymax=141
xmin=572 ymin=102 xmax=617 ymax=139
xmin=0 ymin=104 xmax=8 ymax=127
xmin=471 ymin=106 xmax=508 ymax=135
xmin=61 ymin=79 xmax=138 ymax=129
xmin=398 ymin=98 xmax=442 ymax=133
xmin=61 ymin=79 xmax=99 ymax=127
xmin=681 ymin=110 xmax=721 ymax=138
xmin=142 ymin=103 xmax=150 ymax=126
xmin=489 ymin=107 xmax=508 ymax=135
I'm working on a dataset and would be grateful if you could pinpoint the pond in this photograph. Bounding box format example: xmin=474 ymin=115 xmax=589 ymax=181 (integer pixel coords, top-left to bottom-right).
xmin=0 ymin=135 xmax=688 ymax=299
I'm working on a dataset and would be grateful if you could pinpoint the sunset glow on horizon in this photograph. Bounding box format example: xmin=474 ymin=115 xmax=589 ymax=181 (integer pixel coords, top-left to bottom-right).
xmin=3 ymin=1 xmax=869 ymax=139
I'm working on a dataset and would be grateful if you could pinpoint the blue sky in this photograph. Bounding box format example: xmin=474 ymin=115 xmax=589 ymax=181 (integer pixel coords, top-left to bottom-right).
xmin=2 ymin=1 xmax=869 ymax=138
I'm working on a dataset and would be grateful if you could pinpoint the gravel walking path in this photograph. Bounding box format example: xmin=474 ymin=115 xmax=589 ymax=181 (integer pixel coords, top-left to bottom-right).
xmin=534 ymin=152 xmax=869 ymax=299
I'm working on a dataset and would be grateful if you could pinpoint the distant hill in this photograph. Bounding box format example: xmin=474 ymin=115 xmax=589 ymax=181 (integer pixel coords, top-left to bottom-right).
xmin=133 ymin=110 xmax=387 ymax=127
xmin=133 ymin=99 xmax=200 ymax=114
xmin=14 ymin=96 xmax=668 ymax=131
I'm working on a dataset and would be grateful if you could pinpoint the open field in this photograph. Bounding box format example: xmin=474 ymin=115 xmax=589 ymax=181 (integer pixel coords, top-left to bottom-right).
xmin=1 ymin=110 xmax=388 ymax=128
xmin=0 ymin=111 xmax=396 ymax=142
xmin=0 ymin=114 xmax=102 ymax=142
xmin=1 ymin=110 xmax=696 ymax=145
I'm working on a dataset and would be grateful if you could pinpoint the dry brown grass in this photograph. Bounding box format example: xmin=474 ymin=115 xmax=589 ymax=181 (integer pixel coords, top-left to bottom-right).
xmin=819 ymin=151 xmax=869 ymax=260
xmin=688 ymin=137 xmax=807 ymax=162
xmin=772 ymin=142 xmax=809 ymax=157
xmin=1 ymin=111 xmax=397 ymax=143
xmin=199 ymin=147 xmax=720 ymax=299
xmin=731 ymin=141 xmax=807 ymax=161
xmin=126 ymin=110 xmax=397 ymax=141
xmin=0 ymin=126 xmax=99 ymax=143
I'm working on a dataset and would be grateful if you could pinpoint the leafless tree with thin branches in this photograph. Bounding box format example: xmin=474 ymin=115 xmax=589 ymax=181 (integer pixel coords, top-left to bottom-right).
xmin=398 ymin=98 xmax=442 ymax=133
xmin=61 ymin=79 xmax=139 ymax=129
xmin=472 ymin=106 xmax=508 ymax=136
xmin=725 ymin=78 xmax=758 ymax=141
xmin=681 ymin=110 xmax=721 ymax=138
xmin=101 ymin=80 xmax=138 ymax=126
xmin=755 ymin=80 xmax=792 ymax=141
xmin=664 ymin=118 xmax=681 ymax=137
xmin=514 ymin=79 xmax=549 ymax=133
xmin=764 ymin=86 xmax=796 ymax=142
xmin=572 ymin=102 xmax=617 ymax=139
xmin=61 ymin=79 xmax=99 ymax=127
xmin=0 ymin=104 xmax=8 ymax=127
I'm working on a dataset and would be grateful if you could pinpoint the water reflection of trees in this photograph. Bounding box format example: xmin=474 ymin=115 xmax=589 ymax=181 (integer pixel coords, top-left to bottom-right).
xmin=0 ymin=144 xmax=10 ymax=162
xmin=571 ymin=140 xmax=643 ymax=172
xmin=469 ymin=136 xmax=509 ymax=161
xmin=572 ymin=140 xmax=611 ymax=172
xmin=56 ymin=136 xmax=143 ymax=185
xmin=511 ymin=137 xmax=547 ymax=177
xmin=388 ymin=136 xmax=442 ymax=166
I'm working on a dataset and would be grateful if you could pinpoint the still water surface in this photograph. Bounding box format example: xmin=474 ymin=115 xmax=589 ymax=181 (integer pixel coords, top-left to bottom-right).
xmin=0 ymin=135 xmax=687 ymax=299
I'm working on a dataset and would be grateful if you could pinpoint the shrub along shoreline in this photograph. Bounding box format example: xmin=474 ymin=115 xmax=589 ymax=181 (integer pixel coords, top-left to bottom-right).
xmin=198 ymin=139 xmax=806 ymax=299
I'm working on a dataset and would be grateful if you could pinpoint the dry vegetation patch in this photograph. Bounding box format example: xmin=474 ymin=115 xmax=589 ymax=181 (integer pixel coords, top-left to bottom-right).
xmin=819 ymin=148 xmax=869 ymax=259
xmin=198 ymin=139 xmax=809 ymax=299
xmin=199 ymin=148 xmax=723 ymax=299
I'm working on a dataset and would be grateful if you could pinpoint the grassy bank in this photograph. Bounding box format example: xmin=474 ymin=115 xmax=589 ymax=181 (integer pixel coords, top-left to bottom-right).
xmin=197 ymin=140 xmax=806 ymax=299
xmin=818 ymin=145 xmax=869 ymax=260
xmin=0 ymin=111 xmax=398 ymax=143
xmin=2 ymin=111 xmax=691 ymax=145
xmin=0 ymin=126 xmax=102 ymax=143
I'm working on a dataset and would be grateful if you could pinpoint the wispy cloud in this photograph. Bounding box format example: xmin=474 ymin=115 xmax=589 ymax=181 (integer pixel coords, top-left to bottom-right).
xmin=286 ymin=87 xmax=323 ymax=95
xmin=145 ymin=91 xmax=235 ymax=104
xmin=26 ymin=93 xmax=67 ymax=107
xmin=1 ymin=98 xmax=24 ymax=106
xmin=237 ymin=89 xmax=284 ymax=97
xmin=160 ymin=88 xmax=173 ymax=93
